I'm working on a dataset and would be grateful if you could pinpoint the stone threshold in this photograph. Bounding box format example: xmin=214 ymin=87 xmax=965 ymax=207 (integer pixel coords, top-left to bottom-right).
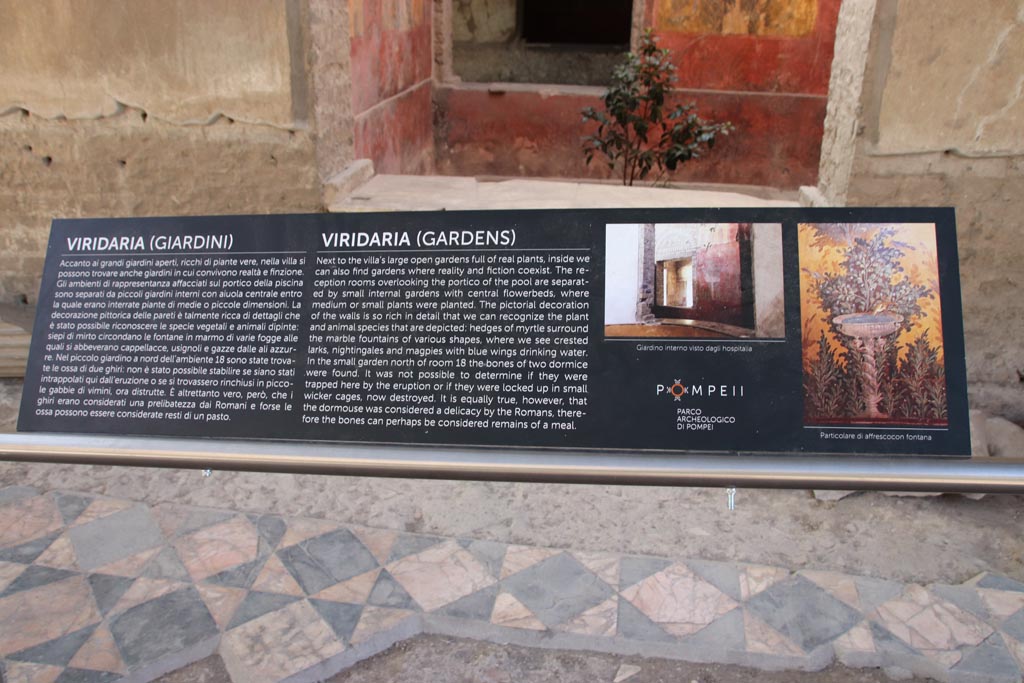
xmin=327 ymin=174 xmax=799 ymax=213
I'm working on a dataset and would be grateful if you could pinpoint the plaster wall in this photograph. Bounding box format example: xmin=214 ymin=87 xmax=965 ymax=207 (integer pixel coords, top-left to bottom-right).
xmin=0 ymin=0 xmax=300 ymax=127
xmin=815 ymin=0 xmax=1024 ymax=422
xmin=604 ymin=225 xmax=643 ymax=325
xmin=0 ymin=110 xmax=320 ymax=305
xmin=350 ymin=0 xmax=434 ymax=173
xmin=752 ymin=223 xmax=785 ymax=338
xmin=870 ymin=1 xmax=1024 ymax=156
xmin=654 ymin=224 xmax=733 ymax=262
xmin=814 ymin=0 xmax=877 ymax=206
xmin=645 ymin=0 xmax=840 ymax=188
xmin=308 ymin=0 xmax=358 ymax=183
xmin=452 ymin=0 xmax=516 ymax=42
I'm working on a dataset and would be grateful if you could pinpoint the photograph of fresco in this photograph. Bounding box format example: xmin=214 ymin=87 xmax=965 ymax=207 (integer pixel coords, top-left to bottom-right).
xmin=605 ymin=223 xmax=785 ymax=339
xmin=799 ymin=222 xmax=947 ymax=426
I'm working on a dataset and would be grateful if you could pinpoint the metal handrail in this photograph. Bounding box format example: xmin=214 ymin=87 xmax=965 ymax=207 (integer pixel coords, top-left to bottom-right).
xmin=1 ymin=433 xmax=1022 ymax=493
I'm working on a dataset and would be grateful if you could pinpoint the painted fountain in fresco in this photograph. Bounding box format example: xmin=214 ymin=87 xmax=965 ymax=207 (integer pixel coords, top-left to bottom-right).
xmin=833 ymin=311 xmax=903 ymax=418
xmin=799 ymin=223 xmax=948 ymax=426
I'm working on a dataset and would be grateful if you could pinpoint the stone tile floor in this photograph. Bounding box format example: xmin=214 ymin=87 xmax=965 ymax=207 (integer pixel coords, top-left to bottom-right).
xmin=1 ymin=486 xmax=1023 ymax=683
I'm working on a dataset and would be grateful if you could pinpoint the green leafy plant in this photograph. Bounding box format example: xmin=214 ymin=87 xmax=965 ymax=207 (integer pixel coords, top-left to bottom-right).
xmin=811 ymin=226 xmax=931 ymax=325
xmin=893 ymin=332 xmax=948 ymax=421
xmin=581 ymin=30 xmax=734 ymax=186
xmin=804 ymin=330 xmax=855 ymax=421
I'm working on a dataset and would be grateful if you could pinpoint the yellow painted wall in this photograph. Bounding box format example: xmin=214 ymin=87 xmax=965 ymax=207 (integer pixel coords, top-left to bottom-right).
xmin=656 ymin=0 xmax=817 ymax=37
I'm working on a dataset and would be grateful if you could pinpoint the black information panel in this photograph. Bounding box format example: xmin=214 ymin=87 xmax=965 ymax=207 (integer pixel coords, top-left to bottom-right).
xmin=19 ymin=208 xmax=970 ymax=456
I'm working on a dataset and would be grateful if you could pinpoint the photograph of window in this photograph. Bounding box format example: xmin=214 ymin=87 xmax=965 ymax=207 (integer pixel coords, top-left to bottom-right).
xmin=604 ymin=223 xmax=785 ymax=339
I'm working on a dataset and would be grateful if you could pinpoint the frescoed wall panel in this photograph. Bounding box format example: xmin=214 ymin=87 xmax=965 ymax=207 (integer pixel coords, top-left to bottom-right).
xmin=799 ymin=223 xmax=947 ymax=426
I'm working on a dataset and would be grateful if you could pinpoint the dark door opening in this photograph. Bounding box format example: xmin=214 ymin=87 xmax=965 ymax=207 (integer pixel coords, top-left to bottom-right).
xmin=451 ymin=0 xmax=632 ymax=85
xmin=521 ymin=0 xmax=633 ymax=46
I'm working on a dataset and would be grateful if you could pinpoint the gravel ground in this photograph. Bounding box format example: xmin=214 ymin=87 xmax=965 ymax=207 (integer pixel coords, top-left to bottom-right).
xmin=328 ymin=635 xmax=935 ymax=683
xmin=152 ymin=637 xmax=937 ymax=683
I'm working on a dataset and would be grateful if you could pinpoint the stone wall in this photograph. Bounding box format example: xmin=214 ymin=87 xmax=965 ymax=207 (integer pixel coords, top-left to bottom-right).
xmin=0 ymin=0 xmax=445 ymax=306
xmin=308 ymin=0 xmax=358 ymax=184
xmin=0 ymin=0 xmax=337 ymax=305
xmin=0 ymin=111 xmax=321 ymax=304
xmin=452 ymin=0 xmax=516 ymax=42
xmin=752 ymin=224 xmax=786 ymax=339
xmin=0 ymin=0 xmax=300 ymax=126
xmin=810 ymin=0 xmax=1024 ymax=423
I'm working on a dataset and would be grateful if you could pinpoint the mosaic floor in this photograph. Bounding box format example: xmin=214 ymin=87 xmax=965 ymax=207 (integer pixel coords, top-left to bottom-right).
xmin=1 ymin=485 xmax=1023 ymax=683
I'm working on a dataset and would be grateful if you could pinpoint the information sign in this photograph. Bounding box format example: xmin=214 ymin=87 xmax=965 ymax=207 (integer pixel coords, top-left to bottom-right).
xmin=18 ymin=208 xmax=970 ymax=456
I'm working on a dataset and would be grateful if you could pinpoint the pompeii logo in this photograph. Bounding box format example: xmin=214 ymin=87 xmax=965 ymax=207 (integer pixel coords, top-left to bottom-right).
xmin=655 ymin=379 xmax=746 ymax=400
xmin=655 ymin=379 xmax=746 ymax=432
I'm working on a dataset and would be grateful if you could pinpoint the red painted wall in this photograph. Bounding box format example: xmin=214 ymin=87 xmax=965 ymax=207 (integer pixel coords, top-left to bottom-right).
xmin=355 ymin=82 xmax=433 ymax=174
xmin=692 ymin=240 xmax=745 ymax=326
xmin=650 ymin=0 xmax=840 ymax=95
xmin=349 ymin=0 xmax=433 ymax=174
xmin=436 ymin=0 xmax=840 ymax=188
xmin=436 ymin=86 xmax=825 ymax=188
